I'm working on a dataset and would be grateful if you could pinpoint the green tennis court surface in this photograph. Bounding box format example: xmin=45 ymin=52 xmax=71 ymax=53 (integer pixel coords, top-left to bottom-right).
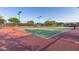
xmin=25 ymin=27 xmax=71 ymax=39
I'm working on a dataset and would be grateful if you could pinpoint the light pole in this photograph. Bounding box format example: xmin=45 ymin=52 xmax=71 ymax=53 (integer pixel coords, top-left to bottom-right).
xmin=17 ymin=11 xmax=22 ymax=20
xmin=72 ymin=7 xmax=79 ymax=29
xmin=37 ymin=16 xmax=42 ymax=25
xmin=16 ymin=11 xmax=22 ymax=27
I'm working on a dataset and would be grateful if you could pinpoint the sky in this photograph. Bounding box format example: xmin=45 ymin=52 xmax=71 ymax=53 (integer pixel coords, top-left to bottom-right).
xmin=0 ymin=7 xmax=79 ymax=23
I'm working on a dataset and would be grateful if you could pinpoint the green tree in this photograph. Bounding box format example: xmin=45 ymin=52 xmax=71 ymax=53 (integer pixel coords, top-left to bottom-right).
xmin=27 ymin=20 xmax=35 ymax=25
xmin=57 ymin=22 xmax=64 ymax=27
xmin=76 ymin=22 xmax=79 ymax=26
xmin=0 ymin=16 xmax=6 ymax=27
xmin=44 ymin=20 xmax=56 ymax=26
xmin=8 ymin=17 xmax=20 ymax=25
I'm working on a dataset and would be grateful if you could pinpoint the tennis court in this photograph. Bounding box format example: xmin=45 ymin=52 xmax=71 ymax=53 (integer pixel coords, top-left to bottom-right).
xmin=25 ymin=27 xmax=71 ymax=39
